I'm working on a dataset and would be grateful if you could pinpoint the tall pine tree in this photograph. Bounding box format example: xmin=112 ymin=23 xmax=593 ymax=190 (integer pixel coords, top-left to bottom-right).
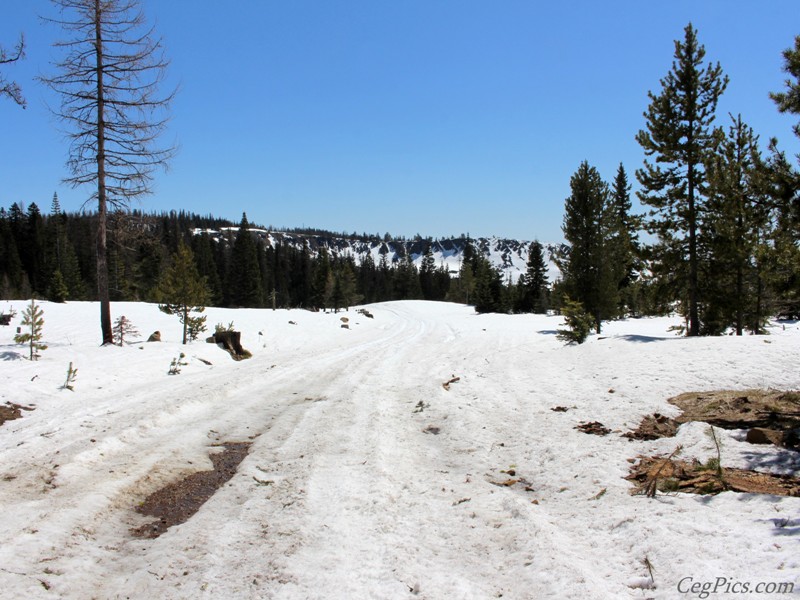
xmin=635 ymin=23 xmax=728 ymax=336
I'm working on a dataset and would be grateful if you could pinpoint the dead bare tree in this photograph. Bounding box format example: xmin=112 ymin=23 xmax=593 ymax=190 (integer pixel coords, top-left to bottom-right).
xmin=0 ymin=33 xmax=26 ymax=107
xmin=40 ymin=0 xmax=176 ymax=345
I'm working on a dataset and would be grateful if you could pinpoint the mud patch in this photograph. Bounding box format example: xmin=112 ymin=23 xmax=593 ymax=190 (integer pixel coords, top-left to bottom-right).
xmin=131 ymin=442 xmax=251 ymax=539
xmin=0 ymin=402 xmax=33 ymax=427
xmin=627 ymin=455 xmax=800 ymax=497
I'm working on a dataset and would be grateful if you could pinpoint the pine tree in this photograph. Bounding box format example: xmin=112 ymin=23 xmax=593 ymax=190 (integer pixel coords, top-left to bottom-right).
xmin=472 ymin=253 xmax=506 ymax=314
xmin=771 ymin=35 xmax=800 ymax=143
xmin=703 ymin=114 xmax=770 ymax=334
xmin=394 ymin=252 xmax=422 ymax=300
xmin=311 ymin=247 xmax=333 ymax=309
xmin=112 ymin=315 xmax=140 ymax=346
xmin=558 ymin=161 xmax=617 ymax=333
xmin=48 ymin=269 xmax=69 ymax=303
xmin=22 ymin=203 xmax=45 ymax=294
xmin=419 ymin=244 xmax=437 ymax=300
xmin=608 ymin=164 xmax=641 ymax=315
xmin=157 ymin=242 xmax=210 ymax=344
xmin=635 ymin=23 xmax=728 ymax=336
xmin=227 ymin=213 xmax=264 ymax=307
xmin=191 ymin=232 xmax=222 ymax=305
xmin=0 ymin=211 xmax=24 ymax=296
xmin=14 ymin=298 xmax=47 ymax=360
xmin=519 ymin=240 xmax=550 ymax=313
xmin=763 ymin=142 xmax=800 ymax=318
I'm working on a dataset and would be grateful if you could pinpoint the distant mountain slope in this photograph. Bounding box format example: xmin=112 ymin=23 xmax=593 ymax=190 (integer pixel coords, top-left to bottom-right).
xmin=193 ymin=227 xmax=562 ymax=283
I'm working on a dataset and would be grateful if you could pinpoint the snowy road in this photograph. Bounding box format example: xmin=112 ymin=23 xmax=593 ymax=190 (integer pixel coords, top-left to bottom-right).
xmin=1 ymin=300 xmax=799 ymax=599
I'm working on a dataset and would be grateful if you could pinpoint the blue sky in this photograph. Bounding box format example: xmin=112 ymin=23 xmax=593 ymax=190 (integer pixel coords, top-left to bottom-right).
xmin=1 ymin=1 xmax=798 ymax=242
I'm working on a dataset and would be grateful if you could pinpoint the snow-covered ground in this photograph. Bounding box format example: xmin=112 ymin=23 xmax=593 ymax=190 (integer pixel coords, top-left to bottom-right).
xmin=0 ymin=299 xmax=798 ymax=599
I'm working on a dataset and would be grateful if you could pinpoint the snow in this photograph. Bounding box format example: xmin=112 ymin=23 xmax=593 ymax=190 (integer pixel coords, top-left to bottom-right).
xmin=0 ymin=299 xmax=798 ymax=599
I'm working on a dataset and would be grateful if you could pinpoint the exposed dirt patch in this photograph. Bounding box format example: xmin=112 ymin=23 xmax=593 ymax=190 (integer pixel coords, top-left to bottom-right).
xmin=131 ymin=442 xmax=251 ymax=539
xmin=670 ymin=389 xmax=800 ymax=430
xmin=625 ymin=390 xmax=800 ymax=448
xmin=627 ymin=455 xmax=800 ymax=497
xmin=0 ymin=402 xmax=33 ymax=427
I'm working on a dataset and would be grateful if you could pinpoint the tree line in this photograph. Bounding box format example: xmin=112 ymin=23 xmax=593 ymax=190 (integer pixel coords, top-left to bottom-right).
xmin=1 ymin=203 xmax=545 ymax=312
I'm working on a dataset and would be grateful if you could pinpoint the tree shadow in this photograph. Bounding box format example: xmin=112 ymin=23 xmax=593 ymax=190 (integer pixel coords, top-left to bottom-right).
xmin=615 ymin=334 xmax=672 ymax=343
xmin=0 ymin=351 xmax=23 ymax=361
xmin=536 ymin=330 xmax=559 ymax=336
xmin=739 ymin=445 xmax=800 ymax=475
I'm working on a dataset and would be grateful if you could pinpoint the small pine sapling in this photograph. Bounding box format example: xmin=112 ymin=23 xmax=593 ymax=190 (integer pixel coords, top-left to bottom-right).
xmin=168 ymin=352 xmax=188 ymax=375
xmin=186 ymin=314 xmax=207 ymax=343
xmin=62 ymin=361 xmax=78 ymax=391
xmin=14 ymin=298 xmax=47 ymax=360
xmin=156 ymin=242 xmax=210 ymax=345
xmin=556 ymin=298 xmax=594 ymax=345
xmin=215 ymin=321 xmax=236 ymax=334
xmin=112 ymin=315 xmax=140 ymax=346
xmin=705 ymin=425 xmax=726 ymax=488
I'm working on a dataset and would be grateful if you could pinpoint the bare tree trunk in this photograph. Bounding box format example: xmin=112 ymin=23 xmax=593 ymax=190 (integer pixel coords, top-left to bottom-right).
xmin=687 ymin=164 xmax=700 ymax=337
xmin=95 ymin=0 xmax=113 ymax=346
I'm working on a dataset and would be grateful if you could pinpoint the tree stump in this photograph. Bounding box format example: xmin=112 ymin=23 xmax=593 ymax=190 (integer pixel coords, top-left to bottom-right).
xmin=213 ymin=331 xmax=250 ymax=360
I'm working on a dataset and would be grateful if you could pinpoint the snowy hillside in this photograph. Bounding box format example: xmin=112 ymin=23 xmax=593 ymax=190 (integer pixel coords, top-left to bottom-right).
xmin=192 ymin=228 xmax=562 ymax=283
xmin=0 ymin=300 xmax=799 ymax=599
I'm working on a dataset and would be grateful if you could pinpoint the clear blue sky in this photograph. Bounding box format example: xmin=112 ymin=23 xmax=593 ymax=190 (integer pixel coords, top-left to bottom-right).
xmin=1 ymin=1 xmax=798 ymax=242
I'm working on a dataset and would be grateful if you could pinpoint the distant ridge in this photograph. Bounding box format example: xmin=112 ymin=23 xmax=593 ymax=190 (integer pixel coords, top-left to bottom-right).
xmin=192 ymin=227 xmax=562 ymax=283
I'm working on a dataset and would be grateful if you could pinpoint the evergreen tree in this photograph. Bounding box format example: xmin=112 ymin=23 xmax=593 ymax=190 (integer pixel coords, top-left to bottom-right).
xmin=0 ymin=210 xmax=24 ymax=296
xmin=394 ymin=252 xmax=422 ymax=300
xmin=375 ymin=252 xmax=394 ymax=302
xmin=703 ymin=114 xmax=771 ymax=334
xmin=157 ymin=242 xmax=210 ymax=344
xmin=227 ymin=213 xmax=264 ymax=307
xmin=763 ymin=142 xmax=800 ymax=318
xmin=608 ymin=164 xmax=641 ymax=315
xmin=771 ymin=35 xmax=800 ymax=143
xmin=635 ymin=23 xmax=728 ymax=336
xmin=558 ymin=161 xmax=617 ymax=333
xmin=419 ymin=244 xmax=437 ymax=300
xmin=311 ymin=247 xmax=333 ymax=309
xmin=472 ymin=252 xmax=507 ymax=314
xmin=22 ymin=203 xmax=45 ymax=294
xmin=191 ymin=232 xmax=222 ymax=305
xmin=112 ymin=315 xmax=140 ymax=346
xmin=14 ymin=298 xmax=47 ymax=360
xmin=48 ymin=269 xmax=69 ymax=303
xmin=518 ymin=240 xmax=550 ymax=313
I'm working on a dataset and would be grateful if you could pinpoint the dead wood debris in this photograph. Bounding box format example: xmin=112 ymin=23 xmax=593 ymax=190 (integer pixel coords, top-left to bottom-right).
xmin=442 ymin=376 xmax=460 ymax=391
xmin=627 ymin=455 xmax=800 ymax=497
xmin=575 ymin=421 xmax=611 ymax=436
